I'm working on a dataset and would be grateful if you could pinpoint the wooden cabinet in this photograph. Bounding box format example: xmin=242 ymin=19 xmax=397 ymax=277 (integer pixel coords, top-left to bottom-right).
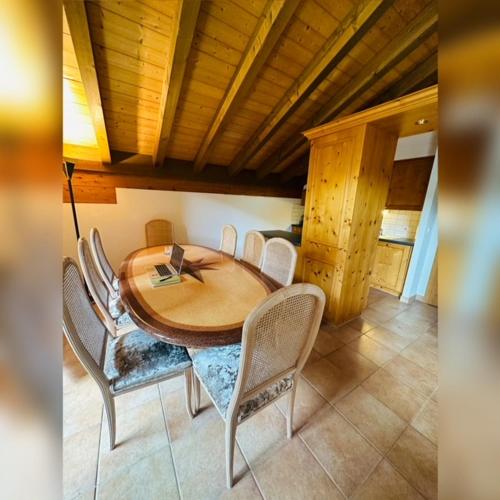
xmin=300 ymin=124 xmax=398 ymax=324
xmin=300 ymin=88 xmax=437 ymax=325
xmin=386 ymin=156 xmax=434 ymax=210
xmin=370 ymin=242 xmax=413 ymax=296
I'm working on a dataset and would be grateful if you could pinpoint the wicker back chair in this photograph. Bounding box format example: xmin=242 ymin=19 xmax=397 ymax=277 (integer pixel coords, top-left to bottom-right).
xmin=145 ymin=219 xmax=174 ymax=247
xmin=63 ymin=257 xmax=194 ymax=450
xmin=191 ymin=283 xmax=326 ymax=487
xmin=78 ymin=236 xmax=117 ymax=336
xmin=219 ymin=224 xmax=237 ymax=257
xmin=241 ymin=230 xmax=265 ymax=269
xmin=90 ymin=227 xmax=118 ymax=297
xmin=261 ymin=237 xmax=298 ymax=286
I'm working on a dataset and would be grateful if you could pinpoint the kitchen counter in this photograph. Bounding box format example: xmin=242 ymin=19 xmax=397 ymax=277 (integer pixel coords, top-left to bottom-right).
xmin=259 ymin=230 xmax=301 ymax=246
xmin=378 ymin=237 xmax=415 ymax=246
xmin=259 ymin=231 xmax=414 ymax=248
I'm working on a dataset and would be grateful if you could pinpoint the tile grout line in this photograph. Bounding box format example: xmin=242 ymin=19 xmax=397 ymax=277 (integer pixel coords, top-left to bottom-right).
xmin=234 ymin=439 xmax=267 ymax=500
xmin=347 ymin=454 xmax=385 ymax=499
xmin=297 ymin=432 xmax=348 ymax=499
xmin=305 ymin=328 xmax=435 ymax=421
xmin=298 ymin=377 xmax=431 ymax=499
xmin=278 ymin=377 xmax=380 ymax=498
xmin=381 ymin=418 xmax=435 ymax=499
xmin=299 ymin=352 xmax=436 ymax=496
xmin=272 ymin=399 xmax=348 ymax=497
xmin=158 ymin=384 xmax=183 ymax=500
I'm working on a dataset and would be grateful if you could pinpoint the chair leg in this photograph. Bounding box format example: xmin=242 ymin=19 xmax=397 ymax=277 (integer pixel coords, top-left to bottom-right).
xmin=193 ymin=372 xmax=201 ymax=414
xmin=286 ymin=385 xmax=297 ymax=439
xmin=225 ymin=418 xmax=237 ymax=489
xmin=102 ymin=391 xmax=116 ymax=450
xmin=184 ymin=369 xmax=194 ymax=418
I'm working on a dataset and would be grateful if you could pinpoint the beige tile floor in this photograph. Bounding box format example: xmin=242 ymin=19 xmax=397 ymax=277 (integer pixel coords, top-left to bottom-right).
xmin=64 ymin=288 xmax=438 ymax=500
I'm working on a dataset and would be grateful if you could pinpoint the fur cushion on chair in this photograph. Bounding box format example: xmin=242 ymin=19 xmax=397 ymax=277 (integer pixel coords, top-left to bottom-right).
xmin=192 ymin=343 xmax=293 ymax=423
xmin=105 ymin=329 xmax=192 ymax=392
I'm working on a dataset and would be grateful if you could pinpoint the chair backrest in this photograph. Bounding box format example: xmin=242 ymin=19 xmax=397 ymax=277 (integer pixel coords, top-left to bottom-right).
xmin=78 ymin=237 xmax=116 ymax=335
xmin=219 ymin=224 xmax=237 ymax=257
xmin=145 ymin=219 xmax=174 ymax=247
xmin=90 ymin=227 xmax=116 ymax=296
xmin=62 ymin=257 xmax=109 ymax=386
xmin=261 ymin=237 xmax=298 ymax=286
xmin=229 ymin=283 xmax=325 ymax=409
xmin=242 ymin=230 xmax=265 ymax=268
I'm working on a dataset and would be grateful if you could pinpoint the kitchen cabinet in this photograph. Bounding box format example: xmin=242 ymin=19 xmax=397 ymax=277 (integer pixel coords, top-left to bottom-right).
xmin=386 ymin=156 xmax=433 ymax=210
xmin=370 ymin=242 xmax=413 ymax=296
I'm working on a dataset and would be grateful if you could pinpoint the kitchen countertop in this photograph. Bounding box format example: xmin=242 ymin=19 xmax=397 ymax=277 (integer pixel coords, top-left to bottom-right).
xmin=378 ymin=237 xmax=415 ymax=246
xmin=259 ymin=230 xmax=301 ymax=246
xmin=259 ymin=231 xmax=415 ymax=248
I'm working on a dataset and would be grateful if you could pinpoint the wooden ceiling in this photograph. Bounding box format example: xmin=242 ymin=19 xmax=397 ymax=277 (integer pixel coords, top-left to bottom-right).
xmin=63 ymin=0 xmax=438 ymax=193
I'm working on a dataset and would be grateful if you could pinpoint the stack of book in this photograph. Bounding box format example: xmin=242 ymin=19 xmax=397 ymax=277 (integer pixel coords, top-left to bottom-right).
xmin=150 ymin=273 xmax=181 ymax=288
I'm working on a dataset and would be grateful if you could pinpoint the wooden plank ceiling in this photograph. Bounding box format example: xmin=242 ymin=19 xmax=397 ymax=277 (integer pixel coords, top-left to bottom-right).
xmin=63 ymin=0 xmax=438 ymax=199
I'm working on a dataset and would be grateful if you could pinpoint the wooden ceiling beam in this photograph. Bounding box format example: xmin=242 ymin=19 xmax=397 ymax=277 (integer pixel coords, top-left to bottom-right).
xmin=281 ymin=157 xmax=309 ymax=183
xmin=66 ymin=154 xmax=302 ymax=199
xmin=281 ymin=54 xmax=438 ymax=183
xmin=192 ymin=0 xmax=301 ymax=173
xmin=366 ymin=51 xmax=438 ymax=108
xmin=257 ymin=2 xmax=438 ymax=180
xmin=63 ymin=0 xmax=111 ymax=163
xmin=229 ymin=0 xmax=394 ymax=176
xmin=153 ymin=0 xmax=201 ymax=167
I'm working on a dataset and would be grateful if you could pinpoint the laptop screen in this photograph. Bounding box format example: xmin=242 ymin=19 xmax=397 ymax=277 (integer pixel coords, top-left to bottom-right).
xmin=170 ymin=243 xmax=185 ymax=273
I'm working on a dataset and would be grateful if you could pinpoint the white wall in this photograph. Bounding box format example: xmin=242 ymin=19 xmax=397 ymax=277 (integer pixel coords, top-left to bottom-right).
xmin=63 ymin=188 xmax=301 ymax=271
xmin=402 ymin=152 xmax=438 ymax=301
xmin=395 ymin=131 xmax=437 ymax=160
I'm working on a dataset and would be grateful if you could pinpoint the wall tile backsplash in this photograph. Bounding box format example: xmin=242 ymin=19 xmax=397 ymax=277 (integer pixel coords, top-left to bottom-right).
xmin=380 ymin=209 xmax=421 ymax=239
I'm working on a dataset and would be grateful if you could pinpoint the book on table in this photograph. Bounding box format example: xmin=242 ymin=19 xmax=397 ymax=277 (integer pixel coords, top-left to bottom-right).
xmin=150 ymin=273 xmax=181 ymax=288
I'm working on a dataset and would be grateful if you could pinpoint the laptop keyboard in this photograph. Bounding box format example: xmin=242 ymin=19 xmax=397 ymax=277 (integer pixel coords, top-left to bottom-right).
xmin=155 ymin=264 xmax=172 ymax=277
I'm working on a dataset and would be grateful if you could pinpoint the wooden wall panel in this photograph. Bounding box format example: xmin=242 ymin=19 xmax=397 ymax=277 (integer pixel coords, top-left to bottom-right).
xmin=63 ymin=183 xmax=117 ymax=204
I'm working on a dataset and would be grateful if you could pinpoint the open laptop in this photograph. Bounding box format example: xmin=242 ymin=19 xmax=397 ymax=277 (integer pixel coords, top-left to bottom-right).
xmin=154 ymin=243 xmax=185 ymax=277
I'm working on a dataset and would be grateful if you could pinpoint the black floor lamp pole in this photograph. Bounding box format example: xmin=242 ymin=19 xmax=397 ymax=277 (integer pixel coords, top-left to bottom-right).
xmin=63 ymin=161 xmax=80 ymax=241
xmin=63 ymin=160 xmax=93 ymax=300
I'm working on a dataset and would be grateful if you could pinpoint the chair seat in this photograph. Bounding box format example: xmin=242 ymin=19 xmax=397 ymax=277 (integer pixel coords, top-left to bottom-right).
xmin=105 ymin=329 xmax=192 ymax=392
xmin=192 ymin=344 xmax=293 ymax=423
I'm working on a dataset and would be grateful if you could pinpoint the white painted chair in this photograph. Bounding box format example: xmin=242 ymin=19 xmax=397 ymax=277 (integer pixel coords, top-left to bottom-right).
xmin=90 ymin=227 xmax=119 ymax=298
xmin=219 ymin=224 xmax=237 ymax=257
xmin=145 ymin=219 xmax=174 ymax=247
xmin=191 ymin=283 xmax=326 ymax=488
xmin=241 ymin=230 xmax=265 ymax=269
xmin=63 ymin=257 xmax=194 ymax=450
xmin=261 ymin=237 xmax=298 ymax=286
xmin=78 ymin=237 xmax=131 ymax=337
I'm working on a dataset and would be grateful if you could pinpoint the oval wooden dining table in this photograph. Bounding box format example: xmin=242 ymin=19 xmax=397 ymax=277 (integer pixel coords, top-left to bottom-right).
xmin=119 ymin=244 xmax=279 ymax=348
